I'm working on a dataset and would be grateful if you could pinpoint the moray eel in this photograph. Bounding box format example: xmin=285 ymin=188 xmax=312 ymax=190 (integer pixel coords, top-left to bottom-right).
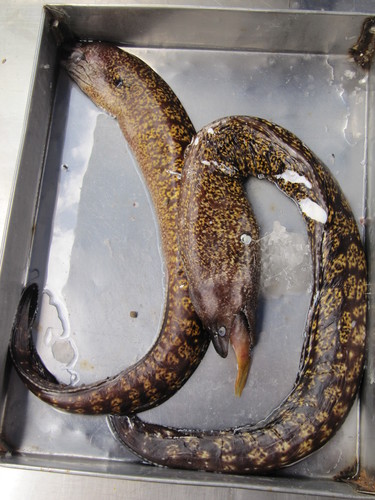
xmin=178 ymin=131 xmax=260 ymax=392
xmin=109 ymin=116 xmax=367 ymax=473
xmin=9 ymin=42 xmax=211 ymax=415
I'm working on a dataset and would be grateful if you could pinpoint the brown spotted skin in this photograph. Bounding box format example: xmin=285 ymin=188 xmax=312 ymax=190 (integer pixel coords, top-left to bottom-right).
xmin=9 ymin=42 xmax=209 ymax=415
xmin=110 ymin=116 xmax=367 ymax=474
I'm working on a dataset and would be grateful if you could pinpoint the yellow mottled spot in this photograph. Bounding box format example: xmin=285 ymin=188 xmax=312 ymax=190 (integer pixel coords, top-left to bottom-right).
xmin=197 ymin=450 xmax=211 ymax=460
xmin=221 ymin=439 xmax=233 ymax=453
xmin=321 ymin=287 xmax=343 ymax=316
xmin=166 ymin=444 xmax=184 ymax=458
xmin=315 ymin=410 xmax=329 ymax=423
xmin=356 ymin=278 xmax=367 ymax=300
xmin=276 ymin=441 xmax=291 ymax=454
xmin=347 ymin=243 xmax=364 ymax=269
xmin=299 ymin=422 xmax=316 ymax=438
xmin=333 ymin=402 xmax=348 ymax=417
xmin=325 ymin=253 xmax=346 ymax=282
xmin=343 ymin=275 xmax=357 ymax=300
xmin=246 ymin=451 xmax=267 ymax=465
xmin=324 ymin=384 xmax=340 ymax=403
xmin=353 ymin=303 xmax=366 ymax=319
xmin=297 ymin=439 xmax=313 ymax=456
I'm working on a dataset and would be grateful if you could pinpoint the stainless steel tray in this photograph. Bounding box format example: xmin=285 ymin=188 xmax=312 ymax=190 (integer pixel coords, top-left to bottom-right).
xmin=0 ymin=4 xmax=374 ymax=497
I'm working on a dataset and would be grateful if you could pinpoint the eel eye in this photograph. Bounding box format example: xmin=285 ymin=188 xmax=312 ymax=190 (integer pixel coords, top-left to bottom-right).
xmin=218 ymin=326 xmax=226 ymax=337
xmin=114 ymin=77 xmax=124 ymax=88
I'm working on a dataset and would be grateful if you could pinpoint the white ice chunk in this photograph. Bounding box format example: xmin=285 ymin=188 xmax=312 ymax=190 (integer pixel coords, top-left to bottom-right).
xmin=275 ymin=169 xmax=312 ymax=189
xmin=240 ymin=233 xmax=252 ymax=245
xmin=298 ymin=198 xmax=327 ymax=224
xmin=260 ymin=221 xmax=311 ymax=298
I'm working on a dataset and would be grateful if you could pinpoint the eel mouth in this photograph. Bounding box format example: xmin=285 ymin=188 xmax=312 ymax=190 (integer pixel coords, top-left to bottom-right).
xmin=230 ymin=311 xmax=253 ymax=397
xmin=233 ymin=350 xmax=251 ymax=397
xmin=60 ymin=43 xmax=93 ymax=88
xmin=209 ymin=311 xmax=253 ymax=396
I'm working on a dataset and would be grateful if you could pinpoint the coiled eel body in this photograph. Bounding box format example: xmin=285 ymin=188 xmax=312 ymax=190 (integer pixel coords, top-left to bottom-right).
xmin=10 ymin=42 xmax=210 ymax=415
xmin=110 ymin=116 xmax=367 ymax=473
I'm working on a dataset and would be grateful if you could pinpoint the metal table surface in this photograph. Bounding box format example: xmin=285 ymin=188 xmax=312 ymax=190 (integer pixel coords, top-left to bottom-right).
xmin=0 ymin=1 xmax=373 ymax=499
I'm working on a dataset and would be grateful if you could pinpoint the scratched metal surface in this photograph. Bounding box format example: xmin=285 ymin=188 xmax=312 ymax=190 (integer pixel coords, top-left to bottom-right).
xmin=0 ymin=4 xmax=374 ymax=498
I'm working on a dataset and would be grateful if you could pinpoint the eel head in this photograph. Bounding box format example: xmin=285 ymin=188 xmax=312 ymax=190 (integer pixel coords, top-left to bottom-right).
xmin=189 ymin=278 xmax=257 ymax=396
xmin=61 ymin=41 xmax=143 ymax=118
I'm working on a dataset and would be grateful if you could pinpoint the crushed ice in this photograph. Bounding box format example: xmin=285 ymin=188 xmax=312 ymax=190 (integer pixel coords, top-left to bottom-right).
xmin=260 ymin=221 xmax=312 ymax=298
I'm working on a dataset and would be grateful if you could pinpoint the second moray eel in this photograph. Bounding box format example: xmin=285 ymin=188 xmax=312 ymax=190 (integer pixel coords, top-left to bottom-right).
xmin=10 ymin=42 xmax=212 ymax=415
xmin=110 ymin=116 xmax=367 ymax=473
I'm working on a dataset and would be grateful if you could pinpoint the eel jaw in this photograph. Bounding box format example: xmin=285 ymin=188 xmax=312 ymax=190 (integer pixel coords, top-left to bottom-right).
xmin=234 ymin=353 xmax=251 ymax=397
xmin=229 ymin=311 xmax=252 ymax=397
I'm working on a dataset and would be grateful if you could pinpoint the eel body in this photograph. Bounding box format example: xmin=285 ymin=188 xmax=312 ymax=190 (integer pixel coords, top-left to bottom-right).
xmin=110 ymin=116 xmax=367 ymax=473
xmin=10 ymin=42 xmax=210 ymax=415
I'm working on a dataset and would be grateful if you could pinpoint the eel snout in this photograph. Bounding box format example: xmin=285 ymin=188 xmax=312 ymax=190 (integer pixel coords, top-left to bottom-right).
xmin=208 ymin=309 xmax=253 ymax=396
xmin=230 ymin=311 xmax=253 ymax=397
